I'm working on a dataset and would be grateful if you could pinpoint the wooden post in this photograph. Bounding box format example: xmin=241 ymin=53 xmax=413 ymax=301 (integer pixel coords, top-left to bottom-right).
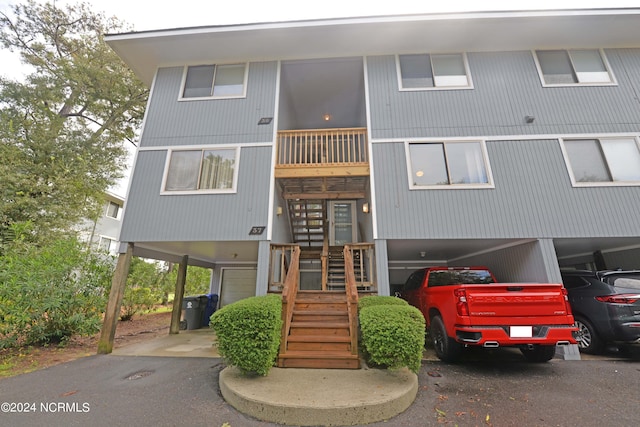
xmin=97 ymin=243 xmax=133 ymax=354
xmin=169 ymin=255 xmax=188 ymax=334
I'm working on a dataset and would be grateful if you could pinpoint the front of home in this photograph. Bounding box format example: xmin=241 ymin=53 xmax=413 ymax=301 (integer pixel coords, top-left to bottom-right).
xmin=102 ymin=10 xmax=640 ymax=362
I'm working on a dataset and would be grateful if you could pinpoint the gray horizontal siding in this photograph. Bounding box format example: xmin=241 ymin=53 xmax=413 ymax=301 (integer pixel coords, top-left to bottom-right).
xmin=120 ymin=146 xmax=272 ymax=242
xmin=140 ymin=62 xmax=278 ymax=147
xmin=367 ymin=49 xmax=640 ymax=139
xmin=373 ymin=139 xmax=640 ymax=239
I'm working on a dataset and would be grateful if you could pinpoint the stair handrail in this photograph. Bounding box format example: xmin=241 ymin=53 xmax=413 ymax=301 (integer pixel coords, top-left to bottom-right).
xmin=346 ymin=242 xmax=376 ymax=291
xmin=280 ymin=245 xmax=301 ymax=353
xmin=343 ymin=245 xmax=359 ymax=356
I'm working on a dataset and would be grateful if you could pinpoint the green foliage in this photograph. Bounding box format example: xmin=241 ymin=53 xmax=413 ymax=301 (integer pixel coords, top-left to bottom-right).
xmin=0 ymin=231 xmax=113 ymax=348
xmin=358 ymin=295 xmax=408 ymax=310
xmin=120 ymin=258 xmax=162 ymax=321
xmin=210 ymin=295 xmax=282 ymax=376
xmin=359 ymin=304 xmax=425 ymax=373
xmin=163 ymin=264 xmax=212 ymax=298
xmin=0 ymin=1 xmax=147 ymax=245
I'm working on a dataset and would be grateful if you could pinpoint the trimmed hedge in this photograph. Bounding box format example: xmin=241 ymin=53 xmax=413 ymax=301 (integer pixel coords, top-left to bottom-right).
xmin=210 ymin=294 xmax=282 ymax=376
xmin=358 ymin=295 xmax=408 ymax=310
xmin=359 ymin=303 xmax=425 ymax=373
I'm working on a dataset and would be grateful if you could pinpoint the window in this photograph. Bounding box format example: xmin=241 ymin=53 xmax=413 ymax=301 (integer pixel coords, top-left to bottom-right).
xmin=181 ymin=64 xmax=247 ymax=99
xmin=408 ymin=141 xmax=492 ymax=188
xmin=397 ymin=53 xmax=472 ymax=90
xmin=562 ymin=137 xmax=640 ymax=186
xmin=98 ymin=237 xmax=113 ymax=253
xmin=163 ymin=148 xmax=238 ymax=193
xmin=534 ymin=49 xmax=614 ymax=86
xmin=106 ymin=201 xmax=120 ymax=219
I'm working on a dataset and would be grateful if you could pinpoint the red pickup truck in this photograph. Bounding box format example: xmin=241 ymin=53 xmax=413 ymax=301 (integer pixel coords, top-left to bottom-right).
xmin=398 ymin=266 xmax=577 ymax=362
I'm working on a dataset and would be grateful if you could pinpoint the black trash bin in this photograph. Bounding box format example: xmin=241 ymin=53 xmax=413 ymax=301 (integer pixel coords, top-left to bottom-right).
xmin=182 ymin=295 xmax=206 ymax=330
xmin=202 ymin=294 xmax=219 ymax=327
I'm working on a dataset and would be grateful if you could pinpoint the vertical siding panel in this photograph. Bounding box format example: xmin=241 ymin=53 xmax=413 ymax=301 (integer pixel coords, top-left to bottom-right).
xmin=367 ymin=49 xmax=640 ymax=139
xmin=141 ymin=62 xmax=278 ymax=147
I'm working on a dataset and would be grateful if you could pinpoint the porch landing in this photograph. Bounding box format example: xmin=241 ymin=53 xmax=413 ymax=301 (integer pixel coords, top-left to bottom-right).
xmin=220 ymin=366 xmax=418 ymax=426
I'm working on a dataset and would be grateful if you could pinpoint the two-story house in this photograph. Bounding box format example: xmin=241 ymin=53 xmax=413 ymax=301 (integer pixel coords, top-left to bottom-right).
xmin=101 ymin=9 xmax=640 ymax=366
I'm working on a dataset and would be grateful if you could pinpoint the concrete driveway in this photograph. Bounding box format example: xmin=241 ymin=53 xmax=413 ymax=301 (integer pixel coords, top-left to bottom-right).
xmin=0 ymin=335 xmax=638 ymax=426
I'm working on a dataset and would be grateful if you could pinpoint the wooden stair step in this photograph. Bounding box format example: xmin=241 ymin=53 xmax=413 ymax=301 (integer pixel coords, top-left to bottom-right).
xmin=290 ymin=321 xmax=349 ymax=329
xmin=286 ymin=335 xmax=351 ymax=343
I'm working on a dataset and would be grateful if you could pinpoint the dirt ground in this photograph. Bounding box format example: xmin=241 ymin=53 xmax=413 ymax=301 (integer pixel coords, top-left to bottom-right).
xmin=0 ymin=310 xmax=172 ymax=379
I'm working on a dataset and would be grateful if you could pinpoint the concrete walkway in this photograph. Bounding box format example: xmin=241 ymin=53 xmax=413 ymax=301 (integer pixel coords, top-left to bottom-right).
xmin=112 ymin=328 xmax=418 ymax=426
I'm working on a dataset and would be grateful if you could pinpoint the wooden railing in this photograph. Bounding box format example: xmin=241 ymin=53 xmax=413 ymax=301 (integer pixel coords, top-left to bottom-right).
xmin=343 ymin=245 xmax=360 ymax=356
xmin=346 ymin=242 xmax=376 ymax=291
xmin=277 ymin=128 xmax=368 ymax=167
xmin=279 ymin=245 xmax=301 ymax=351
xmin=269 ymin=244 xmax=299 ymax=291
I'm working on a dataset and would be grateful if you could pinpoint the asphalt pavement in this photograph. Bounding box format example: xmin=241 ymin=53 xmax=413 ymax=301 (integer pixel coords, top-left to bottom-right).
xmin=0 ymin=347 xmax=638 ymax=427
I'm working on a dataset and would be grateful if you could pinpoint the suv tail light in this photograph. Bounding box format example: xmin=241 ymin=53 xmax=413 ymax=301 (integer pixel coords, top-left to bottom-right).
xmin=562 ymin=288 xmax=573 ymax=315
xmin=595 ymin=294 xmax=640 ymax=304
xmin=454 ymin=288 xmax=469 ymax=316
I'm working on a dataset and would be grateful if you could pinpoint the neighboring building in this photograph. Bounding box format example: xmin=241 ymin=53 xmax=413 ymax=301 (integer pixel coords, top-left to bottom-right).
xmin=79 ymin=192 xmax=124 ymax=256
xmin=105 ymin=9 xmax=640 ymax=308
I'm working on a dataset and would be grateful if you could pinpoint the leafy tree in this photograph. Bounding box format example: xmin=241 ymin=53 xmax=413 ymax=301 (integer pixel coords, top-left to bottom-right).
xmin=120 ymin=257 xmax=163 ymax=321
xmin=0 ymin=224 xmax=114 ymax=348
xmin=163 ymin=264 xmax=213 ymax=297
xmin=0 ymin=0 xmax=147 ymax=245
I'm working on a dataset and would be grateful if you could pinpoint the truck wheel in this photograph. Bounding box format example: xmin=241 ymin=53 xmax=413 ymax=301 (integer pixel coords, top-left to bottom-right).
xmin=520 ymin=345 xmax=556 ymax=363
xmin=429 ymin=315 xmax=461 ymax=362
xmin=574 ymin=316 xmax=602 ymax=354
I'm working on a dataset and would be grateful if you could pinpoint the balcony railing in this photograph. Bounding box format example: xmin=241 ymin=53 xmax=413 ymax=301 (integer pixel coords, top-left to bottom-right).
xmin=276 ymin=128 xmax=368 ymax=170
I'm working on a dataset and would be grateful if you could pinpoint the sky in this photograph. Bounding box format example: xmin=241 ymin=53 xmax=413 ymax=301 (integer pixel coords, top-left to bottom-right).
xmin=1 ymin=0 xmax=638 ymax=196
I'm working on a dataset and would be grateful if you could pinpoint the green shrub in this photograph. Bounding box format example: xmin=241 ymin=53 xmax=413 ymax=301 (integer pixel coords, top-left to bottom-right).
xmin=210 ymin=294 xmax=282 ymax=376
xmin=358 ymin=295 xmax=408 ymax=310
xmin=359 ymin=304 xmax=425 ymax=373
xmin=0 ymin=235 xmax=113 ymax=348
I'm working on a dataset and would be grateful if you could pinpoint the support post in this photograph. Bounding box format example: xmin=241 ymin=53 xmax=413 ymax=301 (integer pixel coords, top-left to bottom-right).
xmin=170 ymin=255 xmax=188 ymax=334
xmin=97 ymin=243 xmax=133 ymax=354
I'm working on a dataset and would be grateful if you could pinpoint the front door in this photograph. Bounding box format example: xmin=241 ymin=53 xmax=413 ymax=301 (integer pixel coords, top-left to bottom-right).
xmin=329 ymin=201 xmax=356 ymax=245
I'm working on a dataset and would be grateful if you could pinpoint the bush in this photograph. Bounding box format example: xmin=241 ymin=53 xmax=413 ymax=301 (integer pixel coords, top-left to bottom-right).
xmin=0 ymin=235 xmax=113 ymax=348
xmin=359 ymin=304 xmax=425 ymax=373
xmin=358 ymin=295 xmax=408 ymax=310
xmin=210 ymin=294 xmax=282 ymax=376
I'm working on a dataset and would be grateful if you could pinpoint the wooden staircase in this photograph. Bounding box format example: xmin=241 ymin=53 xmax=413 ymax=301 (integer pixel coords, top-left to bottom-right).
xmin=278 ymin=291 xmax=360 ymax=369
xmin=288 ymin=200 xmax=326 ymax=247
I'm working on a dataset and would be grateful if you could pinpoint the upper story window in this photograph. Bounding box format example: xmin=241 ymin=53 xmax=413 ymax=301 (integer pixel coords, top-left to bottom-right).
xmin=180 ymin=64 xmax=248 ymax=99
xmin=561 ymin=137 xmax=640 ymax=186
xmin=407 ymin=141 xmax=493 ymax=189
xmin=105 ymin=201 xmax=121 ymax=219
xmin=397 ymin=53 xmax=472 ymax=90
xmin=534 ymin=49 xmax=615 ymax=86
xmin=162 ymin=147 xmax=239 ymax=194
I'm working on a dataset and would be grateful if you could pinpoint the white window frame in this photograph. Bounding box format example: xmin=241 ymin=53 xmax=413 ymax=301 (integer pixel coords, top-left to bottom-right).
xmin=105 ymin=201 xmax=121 ymax=220
xmin=396 ymin=53 xmax=473 ymax=91
xmin=405 ymin=140 xmax=494 ymax=190
xmin=179 ymin=63 xmax=249 ymax=100
xmin=161 ymin=146 xmax=240 ymax=195
xmin=98 ymin=236 xmax=114 ymax=253
xmin=559 ymin=136 xmax=640 ymax=187
xmin=533 ymin=49 xmax=616 ymax=87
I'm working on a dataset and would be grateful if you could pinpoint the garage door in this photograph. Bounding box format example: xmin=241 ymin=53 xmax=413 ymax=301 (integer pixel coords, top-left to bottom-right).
xmin=219 ymin=269 xmax=257 ymax=307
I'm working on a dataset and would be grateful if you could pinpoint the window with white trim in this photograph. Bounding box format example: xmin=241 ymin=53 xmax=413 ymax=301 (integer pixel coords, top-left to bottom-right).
xmin=181 ymin=64 xmax=247 ymax=99
xmin=163 ymin=148 xmax=238 ymax=193
xmin=408 ymin=141 xmax=492 ymax=188
xmin=105 ymin=201 xmax=121 ymax=219
xmin=534 ymin=49 xmax=615 ymax=86
xmin=98 ymin=237 xmax=114 ymax=253
xmin=397 ymin=53 xmax=472 ymax=90
xmin=562 ymin=137 xmax=640 ymax=185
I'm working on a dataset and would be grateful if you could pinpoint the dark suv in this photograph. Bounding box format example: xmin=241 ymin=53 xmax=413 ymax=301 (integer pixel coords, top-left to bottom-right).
xmin=561 ymin=270 xmax=640 ymax=354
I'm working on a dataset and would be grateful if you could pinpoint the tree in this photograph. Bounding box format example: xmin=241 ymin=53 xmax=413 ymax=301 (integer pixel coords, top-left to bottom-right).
xmin=0 ymin=226 xmax=114 ymax=348
xmin=0 ymin=1 xmax=147 ymax=245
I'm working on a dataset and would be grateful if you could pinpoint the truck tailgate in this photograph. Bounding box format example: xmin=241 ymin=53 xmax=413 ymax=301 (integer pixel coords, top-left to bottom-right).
xmin=463 ymin=284 xmax=571 ymax=323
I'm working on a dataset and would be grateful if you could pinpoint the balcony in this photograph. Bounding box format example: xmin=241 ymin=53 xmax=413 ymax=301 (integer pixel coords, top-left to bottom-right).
xmin=275 ymin=128 xmax=369 ymax=179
